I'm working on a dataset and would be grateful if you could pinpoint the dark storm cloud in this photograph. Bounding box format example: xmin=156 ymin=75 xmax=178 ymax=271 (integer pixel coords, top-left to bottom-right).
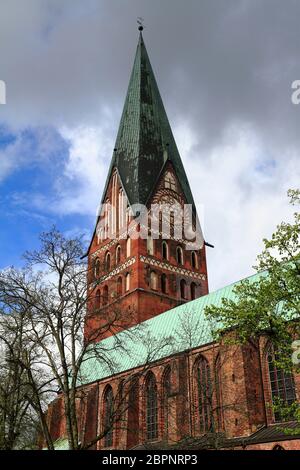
xmin=0 ymin=0 xmax=299 ymax=289
xmin=0 ymin=0 xmax=299 ymax=151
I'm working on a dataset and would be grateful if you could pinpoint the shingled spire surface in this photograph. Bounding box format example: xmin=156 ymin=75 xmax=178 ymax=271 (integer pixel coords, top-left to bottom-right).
xmin=103 ymin=32 xmax=195 ymax=208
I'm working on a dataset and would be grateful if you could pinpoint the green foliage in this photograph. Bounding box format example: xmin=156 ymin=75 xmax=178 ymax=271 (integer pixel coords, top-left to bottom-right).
xmin=205 ymin=189 xmax=300 ymax=424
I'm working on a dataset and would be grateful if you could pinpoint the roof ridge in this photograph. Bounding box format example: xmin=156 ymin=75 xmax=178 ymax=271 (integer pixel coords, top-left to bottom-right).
xmin=78 ymin=270 xmax=267 ymax=386
xmin=206 ymin=268 xmax=267 ymax=296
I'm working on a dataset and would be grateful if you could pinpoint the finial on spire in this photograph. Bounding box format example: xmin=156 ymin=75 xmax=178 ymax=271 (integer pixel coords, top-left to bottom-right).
xmin=137 ymin=17 xmax=144 ymax=32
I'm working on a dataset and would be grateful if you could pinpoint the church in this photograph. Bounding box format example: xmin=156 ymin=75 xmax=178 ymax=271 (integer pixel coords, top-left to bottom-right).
xmin=46 ymin=29 xmax=300 ymax=451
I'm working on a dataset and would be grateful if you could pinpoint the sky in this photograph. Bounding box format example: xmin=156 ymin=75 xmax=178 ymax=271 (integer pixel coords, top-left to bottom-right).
xmin=0 ymin=0 xmax=300 ymax=291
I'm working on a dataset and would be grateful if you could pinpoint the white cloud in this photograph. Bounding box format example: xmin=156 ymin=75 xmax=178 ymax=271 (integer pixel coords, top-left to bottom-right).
xmin=5 ymin=119 xmax=298 ymax=293
xmin=1 ymin=0 xmax=300 ymax=293
xmin=52 ymin=123 xmax=115 ymax=216
xmin=175 ymin=122 xmax=299 ymax=291
xmin=45 ymin=119 xmax=299 ymax=293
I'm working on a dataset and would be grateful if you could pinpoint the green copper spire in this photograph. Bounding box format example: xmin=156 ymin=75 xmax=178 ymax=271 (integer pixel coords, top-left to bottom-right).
xmin=103 ymin=32 xmax=195 ymax=208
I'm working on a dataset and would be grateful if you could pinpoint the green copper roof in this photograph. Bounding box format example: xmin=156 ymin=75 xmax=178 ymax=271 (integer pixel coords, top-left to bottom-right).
xmin=78 ymin=271 xmax=263 ymax=386
xmin=102 ymin=33 xmax=195 ymax=208
xmin=53 ymin=438 xmax=69 ymax=450
xmin=43 ymin=437 xmax=69 ymax=450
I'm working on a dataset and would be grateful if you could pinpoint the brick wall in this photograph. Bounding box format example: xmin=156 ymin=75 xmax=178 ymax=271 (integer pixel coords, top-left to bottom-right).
xmin=85 ymin=165 xmax=208 ymax=342
xmin=45 ymin=335 xmax=300 ymax=450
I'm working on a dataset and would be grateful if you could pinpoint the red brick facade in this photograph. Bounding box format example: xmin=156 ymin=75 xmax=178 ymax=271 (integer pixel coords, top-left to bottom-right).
xmin=85 ymin=165 xmax=208 ymax=342
xmin=44 ymin=32 xmax=300 ymax=451
xmin=45 ymin=143 xmax=300 ymax=452
xmin=47 ymin=334 xmax=300 ymax=449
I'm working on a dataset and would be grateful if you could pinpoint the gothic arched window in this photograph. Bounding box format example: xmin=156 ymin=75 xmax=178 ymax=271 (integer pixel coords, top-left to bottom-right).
xmin=145 ymin=373 xmax=158 ymax=441
xmin=215 ymin=355 xmax=223 ymax=431
xmin=150 ymin=271 xmax=158 ymax=290
xmin=180 ymin=279 xmax=187 ymax=299
xmin=176 ymin=246 xmax=183 ymax=265
xmin=127 ymin=377 xmax=140 ymax=448
xmin=161 ymin=273 xmax=167 ymax=294
xmin=126 ymin=237 xmax=131 ymax=258
xmin=170 ymin=211 xmax=174 ymax=230
xmin=191 ymin=251 xmax=198 ymax=269
xmin=267 ymin=345 xmax=296 ymax=421
xmin=105 ymin=198 xmax=111 ymax=238
xmin=159 ymin=212 xmax=163 ymax=232
xmin=147 ymin=237 xmax=154 ymax=255
xmin=95 ymin=289 xmax=101 ymax=309
xmin=195 ymin=356 xmax=212 ymax=433
xmin=118 ymin=188 xmax=125 ymax=229
xmin=103 ymin=285 xmax=108 ymax=305
xmin=190 ymin=282 xmax=197 ymax=300
xmin=103 ymin=386 xmax=114 ymax=447
xmin=126 ymin=206 xmax=132 ymax=224
xmin=112 ymin=172 xmax=118 ymax=235
xmin=162 ymin=366 xmax=171 ymax=439
xmin=125 ymin=273 xmax=130 ymax=292
xmin=116 ymin=245 xmax=121 ymax=265
xmin=162 ymin=241 xmax=168 ymax=260
xmin=105 ymin=252 xmax=111 ymax=271
xmin=94 ymin=258 xmax=101 ymax=278
xmin=117 ymin=277 xmax=122 ymax=296
xmin=97 ymin=227 xmax=103 ymax=244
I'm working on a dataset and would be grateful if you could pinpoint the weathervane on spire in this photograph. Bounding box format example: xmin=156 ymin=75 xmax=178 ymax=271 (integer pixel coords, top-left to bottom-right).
xmin=137 ymin=17 xmax=145 ymax=31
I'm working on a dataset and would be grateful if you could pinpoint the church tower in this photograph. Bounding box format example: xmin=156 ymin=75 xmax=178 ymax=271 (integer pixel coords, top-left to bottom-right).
xmin=85 ymin=29 xmax=209 ymax=342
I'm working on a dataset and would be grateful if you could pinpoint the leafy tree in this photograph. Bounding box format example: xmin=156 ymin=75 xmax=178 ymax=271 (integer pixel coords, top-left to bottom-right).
xmin=205 ymin=189 xmax=300 ymax=422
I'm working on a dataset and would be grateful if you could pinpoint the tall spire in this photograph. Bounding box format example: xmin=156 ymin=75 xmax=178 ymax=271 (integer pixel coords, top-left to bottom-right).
xmin=103 ymin=31 xmax=195 ymax=208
